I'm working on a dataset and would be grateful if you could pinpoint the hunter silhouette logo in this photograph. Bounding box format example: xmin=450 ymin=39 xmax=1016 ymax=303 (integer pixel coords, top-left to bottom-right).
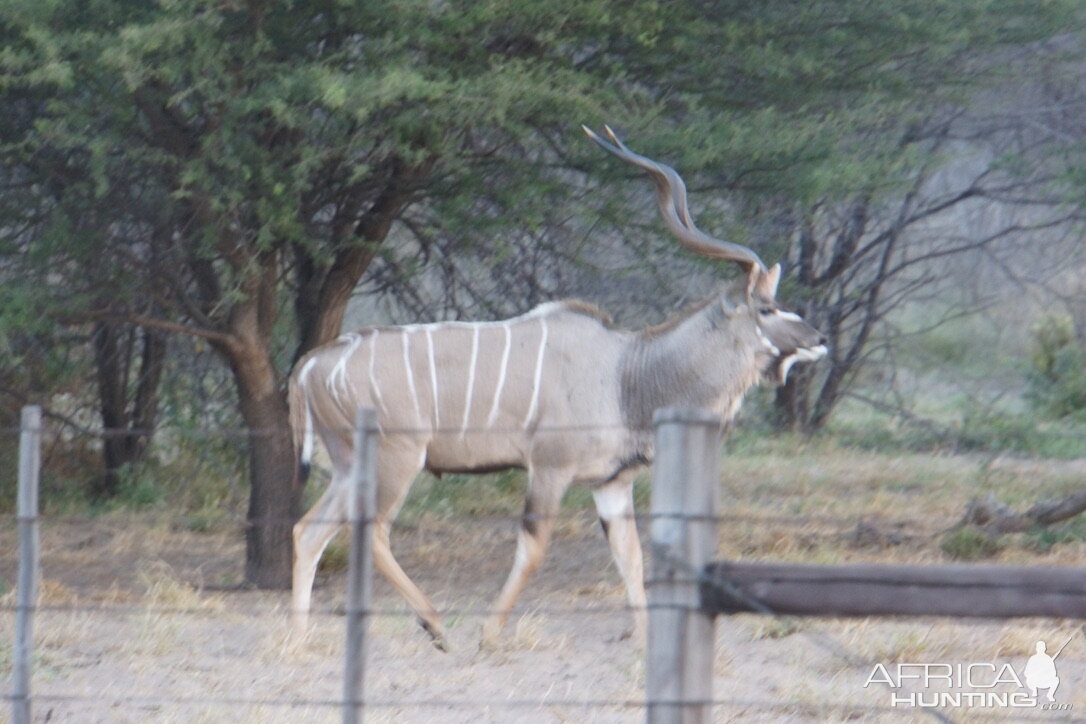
xmin=864 ymin=633 xmax=1075 ymax=710
xmin=1024 ymin=638 xmax=1070 ymax=704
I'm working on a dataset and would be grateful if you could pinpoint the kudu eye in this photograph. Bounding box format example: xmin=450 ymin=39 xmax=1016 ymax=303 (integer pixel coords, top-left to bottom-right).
xmin=758 ymin=307 xmax=774 ymax=316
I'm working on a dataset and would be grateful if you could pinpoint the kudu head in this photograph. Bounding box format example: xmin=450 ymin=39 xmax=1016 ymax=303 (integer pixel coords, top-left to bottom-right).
xmin=584 ymin=125 xmax=827 ymax=385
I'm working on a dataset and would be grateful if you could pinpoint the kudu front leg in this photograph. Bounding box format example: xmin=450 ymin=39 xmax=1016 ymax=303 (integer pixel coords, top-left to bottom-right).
xmin=592 ymin=475 xmax=646 ymax=645
xmin=481 ymin=471 xmax=570 ymax=648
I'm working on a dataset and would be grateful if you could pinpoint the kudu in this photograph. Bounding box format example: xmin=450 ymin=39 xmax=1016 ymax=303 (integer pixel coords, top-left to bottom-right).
xmin=289 ymin=126 xmax=827 ymax=650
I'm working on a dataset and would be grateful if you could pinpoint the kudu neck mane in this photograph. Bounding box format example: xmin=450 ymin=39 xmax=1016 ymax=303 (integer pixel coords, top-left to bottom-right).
xmin=620 ymin=291 xmax=762 ymax=430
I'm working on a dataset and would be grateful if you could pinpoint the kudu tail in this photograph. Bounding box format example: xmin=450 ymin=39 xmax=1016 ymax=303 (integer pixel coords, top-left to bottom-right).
xmin=288 ymin=367 xmax=313 ymax=487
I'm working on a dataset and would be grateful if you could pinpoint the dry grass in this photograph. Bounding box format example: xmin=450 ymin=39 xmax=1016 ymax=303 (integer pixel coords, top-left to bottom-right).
xmin=718 ymin=447 xmax=1086 ymax=566
xmin=138 ymin=560 xmax=224 ymax=611
xmin=2 ymin=447 xmax=1084 ymax=721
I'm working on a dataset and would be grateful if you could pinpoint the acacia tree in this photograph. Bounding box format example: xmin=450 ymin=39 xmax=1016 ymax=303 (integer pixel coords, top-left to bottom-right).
xmin=1 ymin=0 xmax=675 ymax=586
xmin=2 ymin=0 xmax=1077 ymax=585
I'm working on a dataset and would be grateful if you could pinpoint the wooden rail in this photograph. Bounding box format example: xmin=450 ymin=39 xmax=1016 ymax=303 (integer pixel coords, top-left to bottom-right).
xmin=700 ymin=560 xmax=1086 ymax=618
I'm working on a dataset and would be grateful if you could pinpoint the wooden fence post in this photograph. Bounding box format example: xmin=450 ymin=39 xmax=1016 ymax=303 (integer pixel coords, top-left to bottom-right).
xmin=13 ymin=405 xmax=42 ymax=724
xmin=646 ymin=407 xmax=721 ymax=724
xmin=343 ymin=407 xmax=378 ymax=724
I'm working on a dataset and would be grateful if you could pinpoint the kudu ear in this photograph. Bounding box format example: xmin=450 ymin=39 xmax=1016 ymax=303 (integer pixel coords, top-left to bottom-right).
xmin=750 ymin=263 xmax=781 ymax=299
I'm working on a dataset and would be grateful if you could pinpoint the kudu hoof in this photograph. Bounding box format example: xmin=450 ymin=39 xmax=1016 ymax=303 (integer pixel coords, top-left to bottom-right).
xmin=290 ymin=615 xmax=310 ymax=643
xmin=478 ymin=618 xmax=506 ymax=653
xmin=607 ymin=622 xmax=646 ymax=647
xmin=419 ymin=618 xmax=450 ymax=652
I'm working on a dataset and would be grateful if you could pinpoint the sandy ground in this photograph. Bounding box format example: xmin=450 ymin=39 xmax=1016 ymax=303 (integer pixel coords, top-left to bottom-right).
xmin=2 ymin=459 xmax=1085 ymax=723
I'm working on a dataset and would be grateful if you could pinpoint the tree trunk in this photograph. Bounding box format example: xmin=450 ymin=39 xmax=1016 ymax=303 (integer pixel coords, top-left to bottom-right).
xmin=241 ymin=392 xmax=297 ymax=589
xmin=226 ymin=337 xmax=300 ymax=589
xmin=773 ymin=355 xmax=827 ymax=433
xmin=92 ymin=320 xmax=166 ymax=497
xmin=197 ymin=247 xmax=301 ymax=589
xmin=93 ymin=320 xmax=129 ymax=497
xmin=773 ymin=375 xmax=807 ymax=433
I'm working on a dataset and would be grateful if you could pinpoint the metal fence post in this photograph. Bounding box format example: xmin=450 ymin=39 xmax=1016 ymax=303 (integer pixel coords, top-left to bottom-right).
xmin=13 ymin=405 xmax=42 ymax=724
xmin=343 ymin=407 xmax=378 ymax=724
xmin=646 ymin=407 xmax=721 ymax=724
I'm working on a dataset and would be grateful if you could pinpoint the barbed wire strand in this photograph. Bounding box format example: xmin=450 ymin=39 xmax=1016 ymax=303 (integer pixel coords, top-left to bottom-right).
xmin=6 ymin=590 xmax=1086 ymax=618
xmin=10 ymin=510 xmax=930 ymax=531
xmin=1 ymin=603 xmax=635 ymax=618
xmin=6 ymin=420 xmax=662 ymax=438
xmin=6 ymin=419 xmax=1078 ymax=721
xmin=0 ymin=692 xmax=1062 ymax=721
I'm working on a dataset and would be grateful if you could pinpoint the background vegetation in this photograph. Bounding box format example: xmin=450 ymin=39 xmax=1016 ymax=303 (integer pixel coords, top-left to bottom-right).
xmin=2 ymin=0 xmax=1085 ymax=584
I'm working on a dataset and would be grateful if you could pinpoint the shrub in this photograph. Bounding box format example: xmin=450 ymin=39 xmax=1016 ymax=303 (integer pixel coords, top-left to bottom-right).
xmin=940 ymin=527 xmax=1004 ymax=560
xmin=956 ymin=407 xmax=1041 ymax=455
xmin=1027 ymin=314 xmax=1086 ymax=420
xmin=103 ymin=461 xmax=164 ymax=509
xmin=1023 ymin=516 xmax=1086 ymax=553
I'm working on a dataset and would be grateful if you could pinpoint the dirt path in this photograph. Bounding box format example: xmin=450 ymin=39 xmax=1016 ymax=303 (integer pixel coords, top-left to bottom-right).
xmin=2 ymin=496 xmax=1083 ymax=722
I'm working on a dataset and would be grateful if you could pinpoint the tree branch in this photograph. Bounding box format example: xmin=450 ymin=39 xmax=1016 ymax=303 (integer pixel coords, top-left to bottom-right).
xmin=957 ymin=490 xmax=1086 ymax=533
xmin=60 ymin=309 xmax=234 ymax=347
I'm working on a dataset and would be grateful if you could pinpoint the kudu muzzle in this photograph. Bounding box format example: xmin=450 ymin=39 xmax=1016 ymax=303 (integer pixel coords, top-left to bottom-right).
xmin=759 ymin=309 xmax=828 ymax=385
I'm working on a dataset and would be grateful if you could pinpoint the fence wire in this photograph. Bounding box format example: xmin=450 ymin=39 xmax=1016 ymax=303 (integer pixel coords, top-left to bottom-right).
xmin=5 ymin=417 xmax=1084 ymax=723
xmin=3 ymin=692 xmax=1072 ymax=722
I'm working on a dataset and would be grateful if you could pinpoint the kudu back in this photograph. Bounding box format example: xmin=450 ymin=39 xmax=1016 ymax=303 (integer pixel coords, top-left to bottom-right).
xmin=290 ymin=126 xmax=826 ymax=650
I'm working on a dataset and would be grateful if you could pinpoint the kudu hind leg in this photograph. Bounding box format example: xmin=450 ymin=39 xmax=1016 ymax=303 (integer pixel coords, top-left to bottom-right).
xmin=592 ymin=475 xmax=646 ymax=644
xmin=292 ymin=479 xmax=348 ymax=639
xmin=482 ymin=469 xmax=572 ymax=646
xmin=370 ymin=447 xmax=450 ymax=650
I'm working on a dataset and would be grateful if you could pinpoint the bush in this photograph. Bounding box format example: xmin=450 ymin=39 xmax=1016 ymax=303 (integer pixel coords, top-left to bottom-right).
xmin=956 ymin=407 xmax=1041 ymax=455
xmin=1022 ymin=516 xmax=1086 ymax=553
xmin=941 ymin=527 xmax=1004 ymax=560
xmin=109 ymin=462 xmax=164 ymax=509
xmin=1027 ymin=314 xmax=1086 ymax=420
